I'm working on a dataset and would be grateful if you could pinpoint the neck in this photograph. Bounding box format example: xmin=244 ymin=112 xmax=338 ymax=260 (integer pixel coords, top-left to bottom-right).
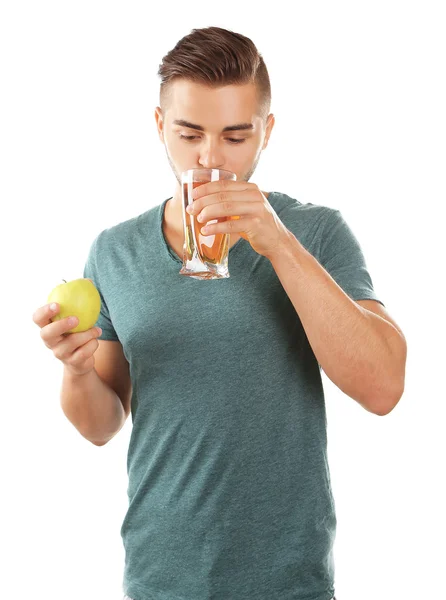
xmin=163 ymin=183 xmax=183 ymax=235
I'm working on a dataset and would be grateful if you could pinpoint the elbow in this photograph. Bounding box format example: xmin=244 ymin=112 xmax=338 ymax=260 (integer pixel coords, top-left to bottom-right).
xmin=370 ymin=350 xmax=407 ymax=416
xmin=88 ymin=435 xmax=111 ymax=446
xmin=90 ymin=434 xmax=115 ymax=446
xmin=370 ymin=381 xmax=405 ymax=416
xmin=377 ymin=336 xmax=407 ymax=416
xmin=373 ymin=402 xmax=399 ymax=417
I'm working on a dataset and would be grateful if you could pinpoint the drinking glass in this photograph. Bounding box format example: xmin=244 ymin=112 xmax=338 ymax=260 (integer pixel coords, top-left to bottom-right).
xmin=179 ymin=168 xmax=237 ymax=280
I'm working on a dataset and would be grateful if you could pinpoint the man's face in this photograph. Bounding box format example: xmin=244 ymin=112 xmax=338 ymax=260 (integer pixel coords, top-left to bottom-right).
xmin=155 ymin=79 xmax=275 ymax=186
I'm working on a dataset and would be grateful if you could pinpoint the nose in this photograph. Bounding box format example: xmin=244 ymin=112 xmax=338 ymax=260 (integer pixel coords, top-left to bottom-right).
xmin=197 ymin=138 xmax=225 ymax=170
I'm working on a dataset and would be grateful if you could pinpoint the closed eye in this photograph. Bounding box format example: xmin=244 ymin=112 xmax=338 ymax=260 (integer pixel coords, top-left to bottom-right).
xmin=179 ymin=134 xmax=245 ymax=144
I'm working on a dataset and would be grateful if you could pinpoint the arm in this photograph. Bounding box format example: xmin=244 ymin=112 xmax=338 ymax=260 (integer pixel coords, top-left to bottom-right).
xmin=268 ymin=230 xmax=407 ymax=416
xmin=60 ymin=367 xmax=127 ymax=445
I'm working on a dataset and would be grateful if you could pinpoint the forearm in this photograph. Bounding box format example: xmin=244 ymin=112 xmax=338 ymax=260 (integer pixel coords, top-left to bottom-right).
xmin=60 ymin=367 xmax=126 ymax=445
xmin=268 ymin=230 xmax=405 ymax=415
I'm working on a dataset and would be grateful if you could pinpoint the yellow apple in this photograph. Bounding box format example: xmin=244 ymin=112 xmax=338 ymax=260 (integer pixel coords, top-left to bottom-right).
xmin=47 ymin=278 xmax=101 ymax=334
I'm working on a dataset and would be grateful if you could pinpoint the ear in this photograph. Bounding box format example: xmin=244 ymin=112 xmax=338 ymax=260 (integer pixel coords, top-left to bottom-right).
xmin=262 ymin=113 xmax=275 ymax=150
xmin=154 ymin=107 xmax=165 ymax=143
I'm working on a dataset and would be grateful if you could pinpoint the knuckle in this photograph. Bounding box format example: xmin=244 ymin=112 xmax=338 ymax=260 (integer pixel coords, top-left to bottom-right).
xmin=35 ymin=311 xmax=46 ymax=327
xmin=88 ymin=338 xmax=99 ymax=355
xmin=82 ymin=336 xmax=97 ymax=354
xmin=53 ymin=346 xmax=63 ymax=360
xmin=223 ymin=200 xmax=232 ymax=212
xmin=74 ymin=347 xmax=87 ymax=363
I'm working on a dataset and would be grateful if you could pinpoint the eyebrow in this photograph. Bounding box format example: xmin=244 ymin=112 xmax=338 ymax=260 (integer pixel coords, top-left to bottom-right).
xmin=173 ymin=119 xmax=254 ymax=133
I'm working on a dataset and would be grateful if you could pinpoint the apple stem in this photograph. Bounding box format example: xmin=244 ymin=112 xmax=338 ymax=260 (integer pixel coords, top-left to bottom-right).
xmin=62 ymin=279 xmax=67 ymax=283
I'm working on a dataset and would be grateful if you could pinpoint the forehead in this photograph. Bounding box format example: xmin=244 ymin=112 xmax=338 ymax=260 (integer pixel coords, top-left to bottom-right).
xmin=165 ymin=79 xmax=261 ymax=130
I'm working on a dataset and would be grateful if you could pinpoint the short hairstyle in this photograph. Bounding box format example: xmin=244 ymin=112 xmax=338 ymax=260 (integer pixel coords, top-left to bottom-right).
xmin=158 ymin=26 xmax=271 ymax=120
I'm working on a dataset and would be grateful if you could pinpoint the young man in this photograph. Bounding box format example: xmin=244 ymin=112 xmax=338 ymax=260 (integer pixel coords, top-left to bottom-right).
xmin=70 ymin=26 xmax=407 ymax=600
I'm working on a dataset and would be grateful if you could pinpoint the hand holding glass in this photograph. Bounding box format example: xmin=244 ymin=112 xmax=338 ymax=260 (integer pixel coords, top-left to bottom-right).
xmin=179 ymin=168 xmax=237 ymax=280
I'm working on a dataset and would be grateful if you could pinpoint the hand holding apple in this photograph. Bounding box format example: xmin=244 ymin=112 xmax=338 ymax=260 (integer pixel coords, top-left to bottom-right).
xmin=32 ymin=278 xmax=103 ymax=377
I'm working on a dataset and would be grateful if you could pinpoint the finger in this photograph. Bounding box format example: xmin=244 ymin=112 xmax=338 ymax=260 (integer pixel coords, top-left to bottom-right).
xmin=53 ymin=328 xmax=102 ymax=361
xmin=68 ymin=338 xmax=99 ymax=371
xmin=33 ymin=302 xmax=60 ymax=328
xmin=192 ymin=179 xmax=252 ymax=201
xmin=190 ymin=189 xmax=258 ymax=214
xmin=40 ymin=315 xmax=81 ymax=347
xmin=200 ymin=216 xmax=256 ymax=236
xmin=196 ymin=201 xmax=259 ymax=223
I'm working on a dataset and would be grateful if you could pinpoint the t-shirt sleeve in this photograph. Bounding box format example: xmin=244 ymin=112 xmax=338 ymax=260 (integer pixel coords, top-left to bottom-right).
xmin=82 ymin=234 xmax=119 ymax=341
xmin=319 ymin=209 xmax=385 ymax=308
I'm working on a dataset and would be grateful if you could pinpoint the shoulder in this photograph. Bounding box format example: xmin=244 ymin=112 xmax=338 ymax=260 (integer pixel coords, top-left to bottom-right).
xmin=266 ymin=191 xmax=343 ymax=258
xmin=93 ymin=202 xmax=164 ymax=251
xmin=267 ymin=190 xmax=335 ymax=221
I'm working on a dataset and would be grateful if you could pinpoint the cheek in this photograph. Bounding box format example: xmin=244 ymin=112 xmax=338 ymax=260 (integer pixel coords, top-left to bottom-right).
xmin=170 ymin=140 xmax=201 ymax=162
xmin=165 ymin=135 xmax=181 ymax=153
xmin=238 ymin=139 xmax=263 ymax=162
xmin=243 ymin=136 xmax=263 ymax=155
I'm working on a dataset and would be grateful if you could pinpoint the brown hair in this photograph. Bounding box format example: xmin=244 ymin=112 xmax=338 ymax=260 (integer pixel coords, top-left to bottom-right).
xmin=158 ymin=26 xmax=271 ymax=120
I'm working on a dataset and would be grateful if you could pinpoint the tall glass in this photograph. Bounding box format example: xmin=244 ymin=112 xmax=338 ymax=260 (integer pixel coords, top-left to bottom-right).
xmin=179 ymin=168 xmax=237 ymax=280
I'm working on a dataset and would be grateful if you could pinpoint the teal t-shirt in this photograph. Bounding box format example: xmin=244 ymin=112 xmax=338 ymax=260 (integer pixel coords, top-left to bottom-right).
xmin=83 ymin=191 xmax=383 ymax=600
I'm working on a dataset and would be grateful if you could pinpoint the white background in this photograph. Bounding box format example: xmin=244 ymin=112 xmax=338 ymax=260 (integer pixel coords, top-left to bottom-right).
xmin=1 ymin=1 xmax=444 ymax=599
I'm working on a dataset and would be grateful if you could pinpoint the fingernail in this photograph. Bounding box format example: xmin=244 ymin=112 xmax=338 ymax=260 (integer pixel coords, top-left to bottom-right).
xmin=96 ymin=327 xmax=102 ymax=335
xmin=68 ymin=317 xmax=78 ymax=326
xmin=50 ymin=303 xmax=57 ymax=311
xmin=186 ymin=204 xmax=193 ymax=214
